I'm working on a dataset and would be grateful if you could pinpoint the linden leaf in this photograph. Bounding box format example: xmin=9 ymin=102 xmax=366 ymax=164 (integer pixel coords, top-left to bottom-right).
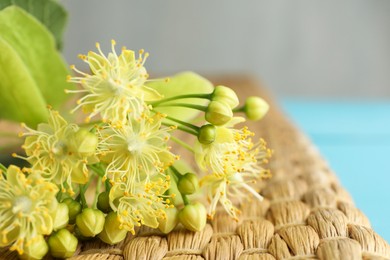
xmin=0 ymin=6 xmax=72 ymax=126
xmin=0 ymin=37 xmax=48 ymax=126
xmin=146 ymin=72 xmax=214 ymax=121
xmin=0 ymin=0 xmax=68 ymax=49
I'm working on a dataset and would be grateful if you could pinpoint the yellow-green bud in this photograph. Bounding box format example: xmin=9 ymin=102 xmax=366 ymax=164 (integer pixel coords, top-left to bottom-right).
xmin=70 ymin=128 xmax=98 ymax=157
xmin=97 ymin=191 xmax=111 ymax=213
xmin=177 ymin=173 xmax=199 ymax=195
xmin=205 ymin=101 xmax=233 ymax=126
xmin=98 ymin=212 xmax=128 ymax=245
xmin=244 ymin=96 xmax=269 ymax=121
xmin=62 ymin=198 xmax=82 ymax=224
xmin=76 ymin=208 xmax=105 ymax=237
xmin=178 ymin=202 xmax=207 ymax=232
xmin=19 ymin=235 xmax=48 ymax=260
xmin=197 ymin=124 xmax=216 ymax=144
xmin=212 ymin=85 xmax=239 ymax=109
xmin=48 ymin=229 xmax=78 ymax=258
xmin=52 ymin=202 xmax=69 ymax=231
xmin=158 ymin=207 xmax=179 ymax=234
xmin=74 ymin=226 xmax=91 ymax=241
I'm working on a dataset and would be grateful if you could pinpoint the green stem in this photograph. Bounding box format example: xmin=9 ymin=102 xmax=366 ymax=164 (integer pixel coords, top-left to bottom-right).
xmin=162 ymin=123 xmax=198 ymax=136
xmin=165 ymin=116 xmax=200 ymax=131
xmin=79 ymin=184 xmax=88 ymax=208
xmin=79 ymin=177 xmax=94 ymax=208
xmin=170 ymin=136 xmax=195 ymax=153
xmin=89 ymin=164 xmax=106 ymax=178
xmin=233 ymin=106 xmax=245 ymax=113
xmin=105 ymin=179 xmax=111 ymax=192
xmin=93 ymin=177 xmax=102 ymax=208
xmin=182 ymin=194 xmax=190 ymax=205
xmin=0 ymin=163 xmax=7 ymax=173
xmin=150 ymin=93 xmax=211 ymax=107
xmin=154 ymin=103 xmax=208 ymax=111
xmin=170 ymin=166 xmax=183 ymax=180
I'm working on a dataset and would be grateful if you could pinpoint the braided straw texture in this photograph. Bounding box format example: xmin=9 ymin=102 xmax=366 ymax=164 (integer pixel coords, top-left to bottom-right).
xmin=1 ymin=76 xmax=389 ymax=260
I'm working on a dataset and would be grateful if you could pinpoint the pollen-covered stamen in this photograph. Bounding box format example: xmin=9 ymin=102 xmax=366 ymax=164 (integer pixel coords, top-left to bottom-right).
xmin=97 ymin=111 xmax=177 ymax=189
xmin=0 ymin=166 xmax=58 ymax=254
xmin=110 ymin=178 xmax=170 ymax=233
xmin=17 ymin=110 xmax=94 ymax=192
xmin=67 ymin=41 xmax=162 ymax=123
xmin=196 ymin=120 xmax=271 ymax=220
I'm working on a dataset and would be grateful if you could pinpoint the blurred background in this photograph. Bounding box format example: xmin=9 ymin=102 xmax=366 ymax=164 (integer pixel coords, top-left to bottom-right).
xmin=62 ymin=0 xmax=390 ymax=240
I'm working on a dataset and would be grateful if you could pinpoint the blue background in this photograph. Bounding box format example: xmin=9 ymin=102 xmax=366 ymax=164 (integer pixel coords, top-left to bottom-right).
xmin=282 ymin=99 xmax=390 ymax=242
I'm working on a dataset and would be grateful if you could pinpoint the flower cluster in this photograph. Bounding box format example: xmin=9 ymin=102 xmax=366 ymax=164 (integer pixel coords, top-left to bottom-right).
xmin=0 ymin=41 xmax=271 ymax=259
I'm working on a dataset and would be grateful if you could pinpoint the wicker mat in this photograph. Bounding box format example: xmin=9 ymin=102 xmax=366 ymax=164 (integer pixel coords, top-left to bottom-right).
xmin=1 ymin=76 xmax=389 ymax=260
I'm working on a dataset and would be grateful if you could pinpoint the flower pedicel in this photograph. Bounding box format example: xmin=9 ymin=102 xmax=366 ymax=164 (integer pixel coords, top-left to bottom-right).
xmin=0 ymin=40 xmax=271 ymax=259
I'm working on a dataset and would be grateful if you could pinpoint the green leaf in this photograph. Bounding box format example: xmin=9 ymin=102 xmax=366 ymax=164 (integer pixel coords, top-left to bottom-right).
xmin=147 ymin=72 xmax=214 ymax=121
xmin=0 ymin=37 xmax=48 ymax=126
xmin=0 ymin=0 xmax=68 ymax=49
xmin=0 ymin=6 xmax=72 ymax=126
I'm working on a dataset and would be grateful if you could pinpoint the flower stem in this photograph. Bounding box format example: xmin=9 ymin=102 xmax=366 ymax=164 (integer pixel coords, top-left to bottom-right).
xmin=79 ymin=184 xmax=88 ymax=208
xmin=170 ymin=136 xmax=195 ymax=153
xmin=150 ymin=93 xmax=211 ymax=107
xmin=154 ymin=103 xmax=208 ymax=112
xmin=78 ymin=177 xmax=94 ymax=208
xmin=89 ymin=164 xmax=106 ymax=178
xmin=170 ymin=165 xmax=182 ymax=180
xmin=0 ymin=163 xmax=7 ymax=173
xmin=182 ymin=194 xmax=190 ymax=205
xmin=233 ymin=106 xmax=245 ymax=113
xmin=165 ymin=115 xmax=200 ymax=131
xmin=93 ymin=177 xmax=102 ymax=208
xmin=105 ymin=179 xmax=111 ymax=192
xmin=162 ymin=123 xmax=198 ymax=136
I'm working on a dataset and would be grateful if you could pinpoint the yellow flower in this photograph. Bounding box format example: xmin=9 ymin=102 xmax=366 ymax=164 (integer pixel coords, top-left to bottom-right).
xmin=0 ymin=166 xmax=58 ymax=255
xmin=97 ymin=111 xmax=177 ymax=187
xmin=109 ymin=177 xmax=171 ymax=234
xmin=195 ymin=117 xmax=271 ymax=219
xmin=200 ymin=172 xmax=265 ymax=220
xmin=67 ymin=40 xmax=163 ymax=124
xmin=17 ymin=109 xmax=98 ymax=193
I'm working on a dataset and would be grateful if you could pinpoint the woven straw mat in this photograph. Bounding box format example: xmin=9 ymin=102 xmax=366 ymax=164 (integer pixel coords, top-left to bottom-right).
xmin=1 ymin=76 xmax=389 ymax=260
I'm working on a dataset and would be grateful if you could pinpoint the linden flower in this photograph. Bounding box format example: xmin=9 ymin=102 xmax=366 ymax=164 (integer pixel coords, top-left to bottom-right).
xmin=195 ymin=117 xmax=271 ymax=219
xmin=0 ymin=166 xmax=58 ymax=255
xmin=97 ymin=111 xmax=177 ymax=187
xmin=67 ymin=40 xmax=163 ymax=123
xmin=109 ymin=177 xmax=171 ymax=234
xmin=17 ymin=109 xmax=98 ymax=193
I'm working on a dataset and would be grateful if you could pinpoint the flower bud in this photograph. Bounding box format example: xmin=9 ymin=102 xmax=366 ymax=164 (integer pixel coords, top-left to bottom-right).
xmin=177 ymin=173 xmax=199 ymax=195
xmin=62 ymin=198 xmax=82 ymax=224
xmin=19 ymin=235 xmax=48 ymax=260
xmin=74 ymin=226 xmax=91 ymax=241
xmin=158 ymin=207 xmax=179 ymax=234
xmin=48 ymin=229 xmax=78 ymax=258
xmin=98 ymin=212 xmax=127 ymax=245
xmin=211 ymin=85 xmax=239 ymax=109
xmin=205 ymin=101 xmax=233 ymax=126
xmin=178 ymin=202 xmax=207 ymax=232
xmin=52 ymin=202 xmax=69 ymax=231
xmin=76 ymin=208 xmax=105 ymax=237
xmin=197 ymin=124 xmax=216 ymax=144
xmin=70 ymin=128 xmax=98 ymax=157
xmin=244 ymin=97 xmax=269 ymax=121
xmin=97 ymin=191 xmax=111 ymax=213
